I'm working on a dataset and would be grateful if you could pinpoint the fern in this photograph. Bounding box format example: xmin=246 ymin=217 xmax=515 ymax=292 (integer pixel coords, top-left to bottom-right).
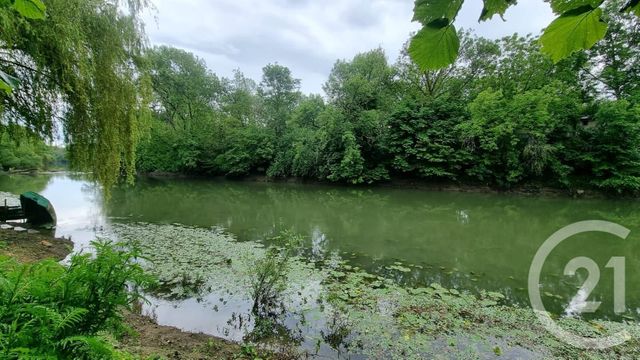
xmin=0 ymin=241 xmax=154 ymax=359
xmin=58 ymin=335 xmax=116 ymax=358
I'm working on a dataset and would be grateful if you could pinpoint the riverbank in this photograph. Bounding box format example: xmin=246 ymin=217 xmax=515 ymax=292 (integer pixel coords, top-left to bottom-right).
xmin=1 ymin=169 xmax=606 ymax=199
xmin=0 ymin=226 xmax=290 ymax=360
xmin=0 ymin=224 xmax=72 ymax=263
xmin=143 ymin=172 xmax=604 ymax=199
xmin=4 ymin=174 xmax=640 ymax=358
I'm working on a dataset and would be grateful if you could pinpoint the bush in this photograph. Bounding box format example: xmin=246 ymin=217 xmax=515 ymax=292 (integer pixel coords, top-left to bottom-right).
xmin=0 ymin=131 xmax=54 ymax=171
xmin=0 ymin=241 xmax=154 ymax=359
xmin=387 ymin=97 xmax=469 ymax=180
xmin=583 ymin=100 xmax=640 ymax=194
xmin=459 ymin=86 xmax=574 ymax=188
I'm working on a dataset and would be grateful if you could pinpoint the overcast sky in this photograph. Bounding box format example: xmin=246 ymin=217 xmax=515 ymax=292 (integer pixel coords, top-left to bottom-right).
xmin=142 ymin=0 xmax=554 ymax=94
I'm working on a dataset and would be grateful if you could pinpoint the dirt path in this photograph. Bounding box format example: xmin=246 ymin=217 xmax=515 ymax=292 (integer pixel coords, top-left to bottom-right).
xmin=0 ymin=224 xmax=72 ymax=262
xmin=120 ymin=311 xmax=258 ymax=359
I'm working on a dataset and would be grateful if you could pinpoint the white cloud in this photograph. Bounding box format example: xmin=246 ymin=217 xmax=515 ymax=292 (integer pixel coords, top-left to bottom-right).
xmin=143 ymin=0 xmax=554 ymax=94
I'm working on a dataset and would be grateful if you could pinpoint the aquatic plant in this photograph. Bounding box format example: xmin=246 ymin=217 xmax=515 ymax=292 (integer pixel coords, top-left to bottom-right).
xmin=323 ymin=270 xmax=640 ymax=359
xmin=109 ymin=222 xmax=640 ymax=358
xmin=250 ymin=230 xmax=304 ymax=315
xmin=249 ymin=248 xmax=289 ymax=316
xmin=110 ymin=223 xmax=322 ymax=302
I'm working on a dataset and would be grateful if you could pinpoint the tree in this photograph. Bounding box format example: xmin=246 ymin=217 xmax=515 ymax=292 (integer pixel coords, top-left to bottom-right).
xmin=387 ymin=96 xmax=469 ymax=180
xmin=408 ymin=0 xmax=640 ymax=70
xmin=396 ymin=30 xmax=501 ymax=101
xmin=0 ymin=128 xmax=53 ymax=171
xmin=146 ymin=46 xmax=223 ymax=130
xmin=0 ymin=0 xmax=151 ymax=189
xmin=324 ymin=48 xmax=395 ymax=113
xmin=581 ymin=100 xmax=640 ymax=193
xmin=582 ymin=0 xmax=640 ymax=99
xmin=267 ymin=94 xmax=325 ymax=178
xmin=139 ymin=46 xmax=227 ymax=173
xmin=459 ymin=84 xmax=579 ymax=187
xmin=322 ymin=49 xmax=395 ymax=183
xmin=0 ymin=0 xmax=46 ymax=93
xmin=258 ymin=64 xmax=301 ymax=137
xmin=472 ymin=34 xmax=586 ymax=99
xmin=222 ymin=70 xmax=260 ymax=126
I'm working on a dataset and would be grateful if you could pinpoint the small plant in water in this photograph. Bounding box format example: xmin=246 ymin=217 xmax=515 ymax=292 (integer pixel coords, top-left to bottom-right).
xmin=249 ymin=230 xmax=303 ymax=316
xmin=245 ymin=229 xmax=308 ymax=352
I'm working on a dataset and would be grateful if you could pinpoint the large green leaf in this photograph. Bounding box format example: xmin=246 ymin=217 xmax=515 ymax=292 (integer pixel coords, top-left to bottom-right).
xmin=0 ymin=70 xmax=19 ymax=94
xmin=12 ymin=0 xmax=46 ymax=19
xmin=622 ymin=0 xmax=640 ymax=16
xmin=549 ymin=0 xmax=603 ymax=14
xmin=0 ymin=80 xmax=12 ymax=94
xmin=539 ymin=7 xmax=608 ymax=62
xmin=479 ymin=0 xmax=516 ymax=21
xmin=412 ymin=0 xmax=462 ymax=25
xmin=409 ymin=24 xmax=460 ymax=70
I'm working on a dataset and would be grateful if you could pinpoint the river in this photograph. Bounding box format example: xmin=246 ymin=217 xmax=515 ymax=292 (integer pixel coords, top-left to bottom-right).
xmin=1 ymin=173 xmax=638 ymax=357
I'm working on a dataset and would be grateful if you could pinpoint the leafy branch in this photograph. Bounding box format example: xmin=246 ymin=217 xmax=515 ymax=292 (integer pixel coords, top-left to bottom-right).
xmin=0 ymin=0 xmax=46 ymax=94
xmin=409 ymin=0 xmax=639 ymax=70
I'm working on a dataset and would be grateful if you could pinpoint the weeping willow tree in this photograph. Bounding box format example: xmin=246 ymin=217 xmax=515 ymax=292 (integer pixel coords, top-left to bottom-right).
xmin=0 ymin=0 xmax=152 ymax=189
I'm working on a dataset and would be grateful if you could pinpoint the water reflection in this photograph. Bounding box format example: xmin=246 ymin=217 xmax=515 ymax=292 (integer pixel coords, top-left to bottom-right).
xmin=104 ymin=177 xmax=640 ymax=320
xmin=311 ymin=227 xmax=328 ymax=259
xmin=143 ymin=291 xmax=251 ymax=341
xmin=67 ymin=176 xmax=640 ymax=318
xmin=456 ymin=209 xmax=470 ymax=224
xmin=2 ymin=174 xmax=640 ymax=353
xmin=0 ymin=174 xmax=106 ymax=256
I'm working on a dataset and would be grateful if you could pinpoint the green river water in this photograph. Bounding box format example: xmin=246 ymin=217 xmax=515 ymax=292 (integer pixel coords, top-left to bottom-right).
xmin=1 ymin=173 xmax=639 ymax=357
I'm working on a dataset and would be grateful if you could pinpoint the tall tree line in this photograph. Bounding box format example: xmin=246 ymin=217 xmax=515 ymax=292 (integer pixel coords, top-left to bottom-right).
xmin=1 ymin=0 xmax=639 ymax=195
xmin=137 ymin=6 xmax=640 ymax=194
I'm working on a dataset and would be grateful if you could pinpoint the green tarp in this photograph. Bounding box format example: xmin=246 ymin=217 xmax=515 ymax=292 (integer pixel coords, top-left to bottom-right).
xmin=19 ymin=192 xmax=56 ymax=225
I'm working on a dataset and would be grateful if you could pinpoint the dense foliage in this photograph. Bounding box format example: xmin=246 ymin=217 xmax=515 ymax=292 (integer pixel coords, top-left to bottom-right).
xmin=136 ymin=5 xmax=640 ymax=194
xmin=0 ymin=0 xmax=151 ymax=188
xmin=0 ymin=132 xmax=50 ymax=171
xmin=0 ymin=0 xmax=638 ymax=196
xmin=0 ymin=125 xmax=66 ymax=171
xmin=0 ymin=241 xmax=152 ymax=359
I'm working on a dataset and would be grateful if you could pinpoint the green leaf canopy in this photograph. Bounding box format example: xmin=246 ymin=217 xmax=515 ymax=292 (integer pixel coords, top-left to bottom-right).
xmin=0 ymin=70 xmax=20 ymax=94
xmin=11 ymin=0 xmax=45 ymax=19
xmin=479 ymin=0 xmax=516 ymax=21
xmin=549 ymin=0 xmax=603 ymax=14
xmin=622 ymin=0 xmax=640 ymax=16
xmin=539 ymin=7 xmax=608 ymax=62
xmin=409 ymin=24 xmax=460 ymax=70
xmin=413 ymin=0 xmax=463 ymax=24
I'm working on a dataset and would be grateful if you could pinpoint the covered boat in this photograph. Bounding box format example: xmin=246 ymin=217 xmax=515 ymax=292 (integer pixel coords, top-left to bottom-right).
xmin=19 ymin=192 xmax=57 ymax=226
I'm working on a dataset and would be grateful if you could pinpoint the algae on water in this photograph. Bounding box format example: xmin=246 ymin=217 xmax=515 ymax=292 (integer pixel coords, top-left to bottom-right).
xmin=110 ymin=222 xmax=640 ymax=359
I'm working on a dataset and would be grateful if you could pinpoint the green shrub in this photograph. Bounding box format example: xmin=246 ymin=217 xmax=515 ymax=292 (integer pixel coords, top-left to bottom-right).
xmin=582 ymin=100 xmax=640 ymax=194
xmin=0 ymin=241 xmax=154 ymax=359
